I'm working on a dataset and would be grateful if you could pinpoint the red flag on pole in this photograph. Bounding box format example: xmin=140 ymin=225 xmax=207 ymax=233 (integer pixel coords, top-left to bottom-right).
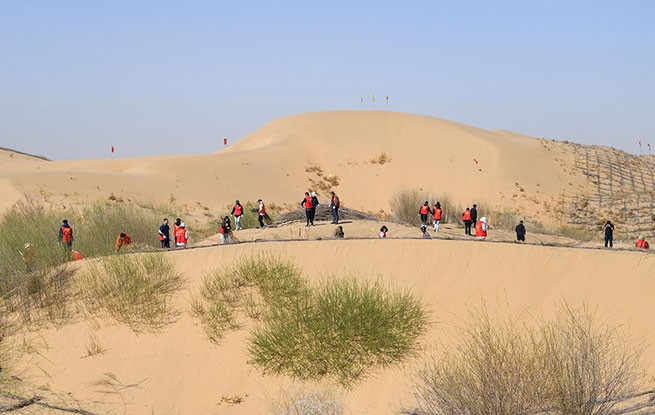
xmin=223 ymin=138 xmax=228 ymax=146
xmin=111 ymin=146 xmax=115 ymax=153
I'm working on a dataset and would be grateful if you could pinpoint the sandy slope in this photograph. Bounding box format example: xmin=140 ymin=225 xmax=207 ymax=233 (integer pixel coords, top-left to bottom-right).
xmin=0 ymin=111 xmax=592 ymax=225
xmin=17 ymin=238 xmax=655 ymax=415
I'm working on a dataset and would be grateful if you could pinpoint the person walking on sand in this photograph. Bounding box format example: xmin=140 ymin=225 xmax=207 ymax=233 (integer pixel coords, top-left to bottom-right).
xmin=159 ymin=218 xmax=170 ymax=248
xmin=220 ymin=216 xmax=232 ymax=244
xmin=330 ymin=191 xmax=340 ymax=224
xmin=175 ymin=222 xmax=189 ymax=248
xmin=301 ymin=192 xmax=314 ymax=226
xmin=420 ymin=224 xmax=431 ymax=239
xmin=636 ymin=235 xmax=649 ymax=250
xmin=475 ymin=217 xmax=488 ymax=240
xmin=470 ymin=204 xmax=478 ymax=227
xmin=419 ymin=201 xmax=432 ymax=226
xmin=515 ymin=220 xmax=526 ymax=242
xmin=379 ymin=225 xmax=388 ymax=238
xmin=433 ymin=202 xmax=442 ymax=232
xmin=334 ymin=225 xmax=344 ymax=238
xmin=257 ymin=199 xmax=267 ymax=229
xmin=115 ymin=232 xmax=131 ymax=252
xmin=231 ymin=200 xmax=244 ymax=231
xmin=462 ymin=208 xmax=473 ymax=236
xmin=603 ymin=220 xmax=614 ymax=248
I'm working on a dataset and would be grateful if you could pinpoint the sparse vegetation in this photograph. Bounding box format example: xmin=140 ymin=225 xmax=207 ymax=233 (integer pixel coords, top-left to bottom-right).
xmin=390 ymin=189 xmax=464 ymax=226
xmin=557 ymin=224 xmax=596 ymax=241
xmin=191 ymin=256 xmax=427 ymax=386
xmin=370 ymin=152 xmax=392 ymax=165
xmin=412 ymin=304 xmax=646 ymax=415
xmin=78 ymin=253 xmax=184 ymax=332
xmin=271 ymin=388 xmax=345 ymax=415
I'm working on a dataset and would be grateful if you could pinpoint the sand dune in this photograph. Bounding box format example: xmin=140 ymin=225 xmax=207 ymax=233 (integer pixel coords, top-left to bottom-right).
xmin=18 ymin=239 xmax=655 ymax=415
xmin=5 ymin=111 xmax=655 ymax=414
xmin=0 ymin=111 xmax=593 ymax=226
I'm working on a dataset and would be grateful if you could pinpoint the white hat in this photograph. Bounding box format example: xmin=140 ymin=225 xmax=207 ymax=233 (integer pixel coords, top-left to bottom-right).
xmin=24 ymin=243 xmax=31 ymax=249
xmin=481 ymin=217 xmax=487 ymax=223
xmin=311 ymin=191 xmax=317 ymax=197
xmin=180 ymin=222 xmax=186 ymax=228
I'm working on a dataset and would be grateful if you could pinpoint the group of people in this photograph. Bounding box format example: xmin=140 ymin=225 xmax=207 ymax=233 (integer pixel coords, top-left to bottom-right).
xmin=20 ymin=196 xmax=653 ymax=271
xmin=603 ymin=220 xmax=649 ymax=250
xmin=302 ymin=191 xmax=341 ymax=226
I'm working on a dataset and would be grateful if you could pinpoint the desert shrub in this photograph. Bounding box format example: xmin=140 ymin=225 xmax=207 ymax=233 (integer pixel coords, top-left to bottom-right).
xmin=191 ymin=256 xmax=307 ymax=341
xmin=78 ymin=253 xmax=184 ymax=332
xmin=74 ymin=201 xmax=165 ymax=257
xmin=390 ymin=188 xmax=422 ymax=226
xmin=431 ymin=194 xmax=465 ymax=225
xmin=412 ymin=304 xmax=646 ymax=415
xmin=271 ymin=388 xmax=345 ymax=415
xmin=249 ymin=278 xmax=428 ymax=387
xmin=191 ymin=256 xmax=427 ymax=386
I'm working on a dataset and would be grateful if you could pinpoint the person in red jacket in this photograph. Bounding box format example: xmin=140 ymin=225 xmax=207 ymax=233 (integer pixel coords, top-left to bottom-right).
xmin=419 ymin=201 xmax=432 ymax=226
xmin=115 ymin=232 xmax=132 ymax=252
xmin=462 ymin=208 xmax=473 ymax=236
xmin=635 ymin=236 xmax=649 ymax=250
xmin=175 ymin=223 xmax=189 ymax=248
xmin=301 ymin=192 xmax=314 ymax=226
xmin=475 ymin=217 xmax=488 ymax=240
xmin=433 ymin=202 xmax=442 ymax=232
xmin=231 ymin=200 xmax=244 ymax=231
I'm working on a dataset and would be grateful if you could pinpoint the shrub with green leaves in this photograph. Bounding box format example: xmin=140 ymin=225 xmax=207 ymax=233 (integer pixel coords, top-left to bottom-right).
xmin=191 ymin=257 xmax=428 ymax=387
xmin=249 ymin=278 xmax=428 ymax=387
xmin=78 ymin=253 xmax=184 ymax=332
xmin=190 ymin=256 xmax=307 ymax=342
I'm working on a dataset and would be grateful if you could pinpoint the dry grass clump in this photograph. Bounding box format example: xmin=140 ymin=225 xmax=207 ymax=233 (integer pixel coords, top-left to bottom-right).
xmin=191 ymin=256 xmax=428 ymax=387
xmin=370 ymin=152 xmax=392 ymax=164
xmin=271 ymin=388 xmax=345 ymax=415
xmin=557 ymin=224 xmax=597 ymax=242
xmin=390 ymin=188 xmax=423 ymax=226
xmin=412 ymin=304 xmax=646 ymax=415
xmin=78 ymin=253 xmax=184 ymax=332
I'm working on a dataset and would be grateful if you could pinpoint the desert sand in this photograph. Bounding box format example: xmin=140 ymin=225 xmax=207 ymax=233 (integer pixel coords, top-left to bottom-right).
xmin=2 ymin=111 xmax=655 ymax=414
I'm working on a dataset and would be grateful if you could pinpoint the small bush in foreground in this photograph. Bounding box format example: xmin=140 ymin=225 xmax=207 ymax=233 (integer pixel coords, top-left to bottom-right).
xmin=249 ymin=278 xmax=428 ymax=387
xmin=78 ymin=253 xmax=184 ymax=332
xmin=413 ymin=304 xmax=645 ymax=415
xmin=271 ymin=388 xmax=345 ymax=415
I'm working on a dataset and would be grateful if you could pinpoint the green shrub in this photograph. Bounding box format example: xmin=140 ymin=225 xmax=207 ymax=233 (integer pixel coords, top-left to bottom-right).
xmin=190 ymin=256 xmax=307 ymax=342
xmin=191 ymin=256 xmax=428 ymax=387
xmin=78 ymin=253 xmax=184 ymax=332
xmin=249 ymin=278 xmax=428 ymax=387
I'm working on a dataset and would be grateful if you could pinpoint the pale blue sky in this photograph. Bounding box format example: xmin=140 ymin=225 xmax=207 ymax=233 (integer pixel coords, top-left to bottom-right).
xmin=1 ymin=1 xmax=653 ymax=160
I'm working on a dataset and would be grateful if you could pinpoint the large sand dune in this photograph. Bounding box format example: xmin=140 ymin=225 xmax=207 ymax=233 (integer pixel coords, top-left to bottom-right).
xmin=4 ymin=111 xmax=655 ymax=414
xmin=17 ymin=239 xmax=655 ymax=415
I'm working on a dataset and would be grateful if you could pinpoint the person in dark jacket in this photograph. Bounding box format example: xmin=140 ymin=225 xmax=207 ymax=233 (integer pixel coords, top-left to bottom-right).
xmin=330 ymin=192 xmax=340 ymax=224
xmin=603 ymin=220 xmax=614 ymax=248
xmin=311 ymin=192 xmax=319 ymax=224
xmin=515 ymin=220 xmax=526 ymax=242
xmin=159 ymin=218 xmax=170 ymax=248
xmin=470 ymin=204 xmax=478 ymax=226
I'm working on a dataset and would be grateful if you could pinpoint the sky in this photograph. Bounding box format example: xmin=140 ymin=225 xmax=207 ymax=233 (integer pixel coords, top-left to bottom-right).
xmin=0 ymin=1 xmax=653 ymax=160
